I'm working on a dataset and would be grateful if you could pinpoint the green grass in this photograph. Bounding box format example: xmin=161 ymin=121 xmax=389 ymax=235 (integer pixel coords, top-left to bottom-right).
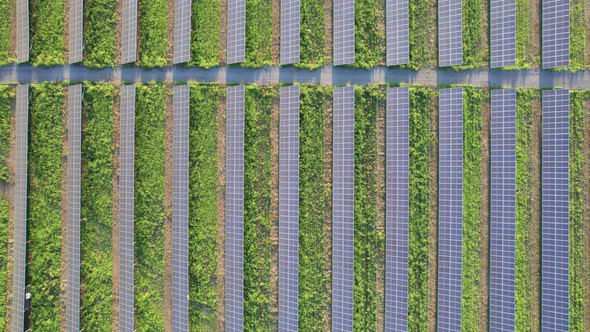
xmin=0 ymin=86 xmax=8 ymax=329
xmin=0 ymin=198 xmax=7 ymax=330
xmin=0 ymin=0 xmax=11 ymax=65
xmin=190 ymin=0 xmax=220 ymax=68
xmin=188 ymin=84 xmax=222 ymax=330
xmin=243 ymin=85 xmax=275 ymax=329
xmin=296 ymin=0 xmax=325 ymax=69
xmin=408 ymin=0 xmax=437 ymax=69
xmin=84 ymin=0 xmax=117 ymax=68
xmin=0 ymin=86 xmax=10 ymax=181
xmin=569 ymin=0 xmax=587 ymax=70
xmin=28 ymin=83 xmax=63 ymax=330
xmin=459 ymin=0 xmax=484 ymax=68
xmin=461 ymin=87 xmax=484 ymax=331
xmin=134 ymin=83 xmax=166 ymax=330
xmin=138 ymin=0 xmax=168 ymax=67
xmin=298 ymin=84 xmax=330 ymax=330
xmin=354 ymin=0 xmax=385 ymax=69
xmin=30 ymin=0 xmax=64 ymax=65
xmin=515 ymin=0 xmax=537 ymax=68
xmin=80 ymin=83 xmax=114 ymax=331
xmin=408 ymin=86 xmax=434 ymax=330
xmin=243 ymin=0 xmax=273 ymax=67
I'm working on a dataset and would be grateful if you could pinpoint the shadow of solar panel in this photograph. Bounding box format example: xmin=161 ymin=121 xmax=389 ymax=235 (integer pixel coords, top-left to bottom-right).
xmin=333 ymin=0 xmax=355 ymax=65
xmin=489 ymin=89 xmax=516 ymax=331
xmin=332 ymin=86 xmax=354 ymax=331
xmin=541 ymin=89 xmax=569 ymax=332
xmin=438 ymin=0 xmax=463 ymax=67
xmin=69 ymin=0 xmax=84 ymax=63
xmin=437 ymin=88 xmax=463 ymax=331
xmin=386 ymin=0 xmax=409 ymax=66
xmin=384 ymin=87 xmax=409 ymax=331
xmin=227 ymin=0 xmax=246 ymax=64
xmin=16 ymin=0 xmax=29 ymax=63
xmin=490 ymin=0 xmax=516 ymax=68
xmin=121 ymin=0 xmax=138 ymax=64
xmin=174 ymin=0 xmax=192 ymax=64
xmin=280 ymin=0 xmax=301 ymax=64
xmin=542 ymin=0 xmax=569 ymax=68
xmin=225 ymin=85 xmax=245 ymax=331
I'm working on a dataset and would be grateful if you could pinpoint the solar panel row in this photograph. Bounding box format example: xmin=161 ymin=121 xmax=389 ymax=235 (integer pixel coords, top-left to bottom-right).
xmin=437 ymin=88 xmax=463 ymax=331
xmin=489 ymin=89 xmax=516 ymax=331
xmin=121 ymin=0 xmax=138 ymax=64
xmin=174 ymin=0 xmax=192 ymax=64
xmin=66 ymin=84 xmax=82 ymax=332
xmin=16 ymin=0 xmax=29 ymax=63
xmin=490 ymin=0 xmax=516 ymax=68
xmin=225 ymin=85 xmax=245 ymax=331
xmin=280 ymin=0 xmax=301 ymax=64
xmin=386 ymin=0 xmax=409 ymax=66
xmin=119 ymin=85 xmax=136 ymax=332
xmin=541 ymin=89 xmax=569 ymax=332
xmin=278 ymin=86 xmax=300 ymax=331
xmin=385 ymin=87 xmax=409 ymax=331
xmin=333 ymin=0 xmax=355 ymax=65
xmin=438 ymin=0 xmax=463 ymax=67
xmin=172 ymin=85 xmax=190 ymax=331
xmin=11 ymin=84 xmax=29 ymax=332
xmin=227 ymin=0 xmax=246 ymax=64
xmin=542 ymin=0 xmax=570 ymax=68
xmin=69 ymin=0 xmax=84 ymax=63
xmin=332 ymin=86 xmax=354 ymax=331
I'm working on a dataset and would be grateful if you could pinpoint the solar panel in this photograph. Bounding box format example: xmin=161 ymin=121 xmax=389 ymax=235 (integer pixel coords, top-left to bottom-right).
xmin=225 ymin=85 xmax=245 ymax=331
xmin=121 ymin=0 xmax=138 ymax=64
xmin=11 ymin=84 xmax=29 ymax=332
xmin=386 ymin=0 xmax=409 ymax=66
xmin=438 ymin=0 xmax=463 ymax=67
xmin=66 ymin=84 xmax=82 ymax=332
xmin=280 ymin=0 xmax=301 ymax=64
xmin=541 ymin=89 xmax=569 ymax=331
xmin=437 ymin=88 xmax=463 ymax=331
xmin=278 ymin=86 xmax=300 ymax=331
xmin=332 ymin=86 xmax=354 ymax=331
xmin=69 ymin=0 xmax=84 ymax=63
xmin=489 ymin=89 xmax=516 ymax=331
xmin=172 ymin=85 xmax=189 ymax=330
xmin=384 ymin=87 xmax=409 ymax=331
xmin=227 ymin=0 xmax=246 ymax=64
xmin=542 ymin=0 xmax=570 ymax=69
xmin=173 ymin=0 xmax=192 ymax=64
xmin=490 ymin=0 xmax=516 ymax=68
xmin=333 ymin=0 xmax=355 ymax=65
xmin=16 ymin=0 xmax=29 ymax=63
xmin=119 ymin=85 xmax=136 ymax=332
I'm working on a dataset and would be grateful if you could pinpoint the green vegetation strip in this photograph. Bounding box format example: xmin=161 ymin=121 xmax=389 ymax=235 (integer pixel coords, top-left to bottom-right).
xmin=30 ymin=0 xmax=64 ymax=65
xmin=514 ymin=0 xmax=536 ymax=68
xmin=569 ymin=0 xmax=587 ymax=70
xmin=353 ymin=86 xmax=382 ymax=330
xmin=243 ymin=0 xmax=273 ymax=67
xmin=190 ymin=0 xmax=220 ymax=68
xmin=298 ymin=85 xmax=330 ymax=329
xmin=0 ymin=86 xmax=9 ymax=181
xmin=297 ymin=0 xmax=325 ymax=69
xmin=80 ymin=83 xmax=114 ymax=331
xmin=408 ymin=86 xmax=433 ymax=330
xmin=569 ymin=91 xmax=588 ymax=332
xmin=134 ymin=83 xmax=166 ymax=330
xmin=139 ymin=0 xmax=168 ymax=67
xmin=188 ymin=84 xmax=222 ymax=329
xmin=84 ymin=0 xmax=117 ymax=68
xmin=354 ymin=0 xmax=385 ymax=69
xmin=461 ymin=87 xmax=484 ymax=331
xmin=0 ymin=199 xmax=7 ymax=330
xmin=460 ymin=0 xmax=484 ymax=69
xmin=243 ymin=85 xmax=275 ymax=329
xmin=408 ymin=0 xmax=437 ymax=69
xmin=0 ymin=0 xmax=11 ymax=65
xmin=28 ymin=83 xmax=63 ymax=330
xmin=0 ymin=85 xmax=10 ymax=330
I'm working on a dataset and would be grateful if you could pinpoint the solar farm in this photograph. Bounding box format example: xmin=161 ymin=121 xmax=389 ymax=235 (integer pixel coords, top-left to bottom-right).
xmin=1 ymin=1 xmax=590 ymax=332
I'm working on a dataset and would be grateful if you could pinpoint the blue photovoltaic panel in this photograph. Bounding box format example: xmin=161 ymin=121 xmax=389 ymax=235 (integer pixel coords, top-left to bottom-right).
xmin=278 ymin=86 xmax=300 ymax=331
xmin=121 ymin=0 xmax=138 ymax=64
xmin=119 ymin=85 xmax=135 ymax=332
xmin=174 ymin=0 xmax=192 ymax=64
xmin=280 ymin=0 xmax=300 ymax=64
xmin=11 ymin=85 xmax=29 ymax=332
xmin=386 ymin=0 xmax=409 ymax=66
xmin=490 ymin=0 xmax=516 ymax=68
xmin=225 ymin=85 xmax=245 ymax=332
xmin=172 ymin=85 xmax=189 ymax=331
xmin=332 ymin=86 xmax=354 ymax=332
xmin=66 ymin=85 xmax=82 ymax=332
xmin=489 ymin=89 xmax=516 ymax=332
xmin=384 ymin=87 xmax=409 ymax=331
xmin=333 ymin=0 xmax=355 ymax=65
xmin=437 ymin=88 xmax=463 ymax=331
xmin=542 ymin=0 xmax=570 ymax=68
xmin=438 ymin=0 xmax=463 ymax=67
xmin=69 ymin=0 xmax=83 ymax=63
xmin=16 ymin=0 xmax=29 ymax=63
xmin=227 ymin=0 xmax=246 ymax=64
xmin=541 ymin=89 xmax=569 ymax=332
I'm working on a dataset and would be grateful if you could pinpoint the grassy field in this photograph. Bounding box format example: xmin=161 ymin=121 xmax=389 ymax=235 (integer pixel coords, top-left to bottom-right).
xmin=138 ymin=0 xmax=168 ymax=67
xmin=84 ymin=0 xmax=117 ymax=68
xmin=0 ymin=0 xmax=11 ymax=65
xmin=30 ymin=0 xmax=64 ymax=65
xmin=0 ymin=85 xmax=10 ymax=330
xmin=188 ymin=84 xmax=222 ymax=330
xmin=80 ymin=83 xmax=114 ymax=331
xmin=297 ymin=0 xmax=325 ymax=69
xmin=28 ymin=83 xmax=63 ymax=330
xmin=0 ymin=86 xmax=9 ymax=181
xmin=354 ymin=0 xmax=385 ymax=69
xmin=190 ymin=0 xmax=220 ymax=68
xmin=134 ymin=83 xmax=166 ymax=330
xmin=243 ymin=0 xmax=273 ymax=67
xmin=408 ymin=0 xmax=437 ymax=69
xmin=460 ymin=0 xmax=485 ymax=68
xmin=515 ymin=0 xmax=537 ymax=68
xmin=570 ymin=0 xmax=587 ymax=70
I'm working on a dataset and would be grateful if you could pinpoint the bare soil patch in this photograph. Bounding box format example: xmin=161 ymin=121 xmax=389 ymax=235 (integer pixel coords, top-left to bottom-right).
xmin=480 ymin=0 xmax=490 ymax=66
xmin=64 ymin=0 xmax=70 ymax=62
xmin=427 ymin=93 xmax=438 ymax=332
xmin=115 ymin=0 xmax=122 ymax=64
xmin=269 ymin=94 xmax=280 ymax=328
xmin=478 ymin=91 xmax=490 ymax=331
xmin=60 ymin=88 xmax=69 ymax=332
xmin=216 ymin=92 xmax=227 ymax=331
xmin=529 ymin=96 xmax=542 ymax=330
xmin=529 ymin=0 xmax=541 ymax=67
xmin=164 ymin=85 xmax=173 ymax=332
xmin=375 ymin=88 xmax=386 ymax=331
xmin=324 ymin=0 xmax=332 ymax=63
xmin=272 ymin=0 xmax=280 ymax=64
xmin=322 ymin=96 xmax=333 ymax=331
xmin=219 ymin=0 xmax=228 ymax=65
xmin=167 ymin=0 xmax=175 ymax=65
xmin=112 ymin=91 xmax=121 ymax=332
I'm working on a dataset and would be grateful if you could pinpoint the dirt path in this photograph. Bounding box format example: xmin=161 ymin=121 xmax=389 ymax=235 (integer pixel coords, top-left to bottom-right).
xmin=272 ymin=0 xmax=280 ymax=64
xmin=167 ymin=0 xmax=175 ymax=65
xmin=59 ymin=88 xmax=69 ymax=332
xmin=323 ymin=96 xmax=333 ymax=331
xmin=478 ymin=91 xmax=490 ymax=331
xmin=163 ymin=85 xmax=173 ymax=332
xmin=115 ymin=0 xmax=122 ymax=64
xmin=427 ymin=93 xmax=438 ymax=332
xmin=9 ymin=0 xmax=16 ymax=61
xmin=529 ymin=0 xmax=541 ymax=67
xmin=375 ymin=87 xmax=386 ymax=331
xmin=216 ymin=92 xmax=226 ymax=331
xmin=219 ymin=0 xmax=228 ymax=65
xmin=269 ymin=93 xmax=280 ymax=329
xmin=64 ymin=0 xmax=70 ymax=62
xmin=480 ymin=0 xmax=489 ymax=66
xmin=111 ymin=91 xmax=121 ymax=332
xmin=529 ymin=96 xmax=542 ymax=331
xmin=324 ymin=0 xmax=332 ymax=64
